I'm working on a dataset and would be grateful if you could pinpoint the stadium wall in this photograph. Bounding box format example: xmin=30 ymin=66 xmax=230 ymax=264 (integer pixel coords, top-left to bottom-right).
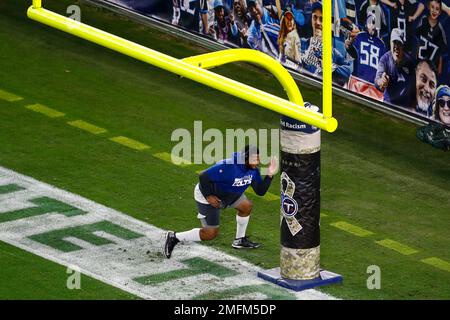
xmin=86 ymin=0 xmax=450 ymax=127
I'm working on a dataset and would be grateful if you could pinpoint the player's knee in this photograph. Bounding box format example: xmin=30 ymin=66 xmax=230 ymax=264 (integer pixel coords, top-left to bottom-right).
xmin=239 ymin=200 xmax=253 ymax=216
xmin=200 ymin=227 xmax=219 ymax=240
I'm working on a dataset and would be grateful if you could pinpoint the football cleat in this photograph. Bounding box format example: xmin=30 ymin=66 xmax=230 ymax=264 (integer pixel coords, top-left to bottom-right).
xmin=164 ymin=231 xmax=180 ymax=258
xmin=232 ymin=236 xmax=260 ymax=249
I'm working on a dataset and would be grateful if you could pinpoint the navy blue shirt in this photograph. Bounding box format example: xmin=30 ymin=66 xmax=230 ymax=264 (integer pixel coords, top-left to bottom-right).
xmin=198 ymin=152 xmax=272 ymax=206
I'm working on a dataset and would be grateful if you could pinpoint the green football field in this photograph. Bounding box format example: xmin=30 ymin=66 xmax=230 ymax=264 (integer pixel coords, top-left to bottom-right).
xmin=0 ymin=0 xmax=449 ymax=300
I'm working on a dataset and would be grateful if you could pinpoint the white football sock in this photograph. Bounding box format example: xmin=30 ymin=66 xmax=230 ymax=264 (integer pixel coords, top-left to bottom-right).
xmin=176 ymin=228 xmax=201 ymax=242
xmin=236 ymin=215 xmax=249 ymax=239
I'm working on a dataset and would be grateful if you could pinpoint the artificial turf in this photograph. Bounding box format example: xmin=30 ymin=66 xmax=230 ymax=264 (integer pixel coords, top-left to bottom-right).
xmin=0 ymin=0 xmax=449 ymax=299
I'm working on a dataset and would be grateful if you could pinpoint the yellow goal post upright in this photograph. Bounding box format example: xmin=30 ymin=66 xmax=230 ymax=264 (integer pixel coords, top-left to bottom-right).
xmin=28 ymin=0 xmax=342 ymax=290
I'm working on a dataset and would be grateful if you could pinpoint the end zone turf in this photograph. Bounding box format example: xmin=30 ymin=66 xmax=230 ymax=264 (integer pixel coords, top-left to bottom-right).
xmin=0 ymin=166 xmax=335 ymax=300
xmin=1 ymin=0 xmax=449 ymax=299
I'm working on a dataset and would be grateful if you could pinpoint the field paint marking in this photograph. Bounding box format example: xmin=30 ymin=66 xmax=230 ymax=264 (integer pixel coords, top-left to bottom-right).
xmin=110 ymin=136 xmax=150 ymax=151
xmin=245 ymin=188 xmax=279 ymax=201
xmin=153 ymin=152 xmax=191 ymax=166
xmin=0 ymin=166 xmax=335 ymax=300
xmin=0 ymin=184 xmax=25 ymax=194
xmin=0 ymin=89 xmax=23 ymax=102
xmin=421 ymin=257 xmax=450 ymax=273
xmin=375 ymin=239 xmax=419 ymax=256
xmin=330 ymin=221 xmax=374 ymax=237
xmin=25 ymin=104 xmax=65 ymax=118
xmin=68 ymin=120 xmax=107 ymax=134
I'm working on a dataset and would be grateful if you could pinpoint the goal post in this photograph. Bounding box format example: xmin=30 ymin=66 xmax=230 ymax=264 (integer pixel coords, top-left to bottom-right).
xmin=28 ymin=0 xmax=342 ymax=291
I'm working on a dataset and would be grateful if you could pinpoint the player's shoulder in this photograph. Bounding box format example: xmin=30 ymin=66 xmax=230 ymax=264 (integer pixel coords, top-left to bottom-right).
xmin=208 ymin=159 xmax=228 ymax=171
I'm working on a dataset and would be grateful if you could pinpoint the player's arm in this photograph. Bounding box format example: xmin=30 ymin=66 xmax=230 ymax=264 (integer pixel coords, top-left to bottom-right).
xmin=251 ymin=177 xmax=272 ymax=196
xmin=251 ymin=157 xmax=277 ymax=196
xmin=199 ymin=170 xmax=215 ymax=197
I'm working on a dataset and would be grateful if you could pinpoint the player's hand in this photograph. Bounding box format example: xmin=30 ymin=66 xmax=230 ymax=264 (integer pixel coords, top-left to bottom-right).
xmin=207 ymin=195 xmax=221 ymax=208
xmin=267 ymin=156 xmax=278 ymax=178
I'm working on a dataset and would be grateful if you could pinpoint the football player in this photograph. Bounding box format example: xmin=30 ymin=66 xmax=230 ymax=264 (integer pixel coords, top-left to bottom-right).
xmin=164 ymin=145 xmax=278 ymax=258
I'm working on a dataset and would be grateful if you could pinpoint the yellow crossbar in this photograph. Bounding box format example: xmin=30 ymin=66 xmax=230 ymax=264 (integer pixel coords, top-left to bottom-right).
xmin=28 ymin=1 xmax=337 ymax=132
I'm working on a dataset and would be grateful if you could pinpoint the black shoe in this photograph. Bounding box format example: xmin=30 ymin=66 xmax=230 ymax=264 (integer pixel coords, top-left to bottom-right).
xmin=164 ymin=231 xmax=180 ymax=258
xmin=232 ymin=236 xmax=260 ymax=249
